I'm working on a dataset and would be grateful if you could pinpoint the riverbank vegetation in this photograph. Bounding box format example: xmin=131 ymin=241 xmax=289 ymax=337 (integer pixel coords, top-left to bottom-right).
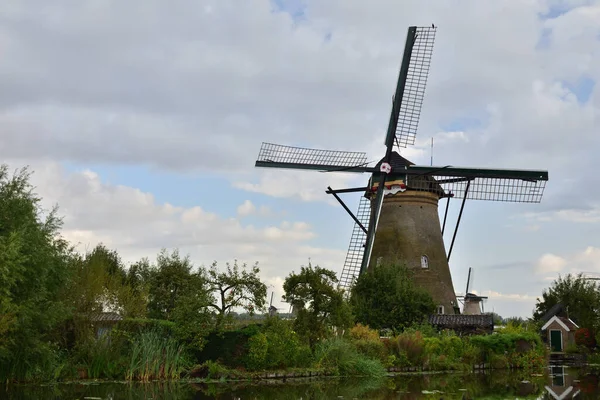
xmin=0 ymin=165 xmax=547 ymax=384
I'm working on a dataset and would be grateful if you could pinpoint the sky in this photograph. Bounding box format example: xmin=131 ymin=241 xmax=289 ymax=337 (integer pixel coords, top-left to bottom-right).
xmin=1 ymin=0 xmax=599 ymax=318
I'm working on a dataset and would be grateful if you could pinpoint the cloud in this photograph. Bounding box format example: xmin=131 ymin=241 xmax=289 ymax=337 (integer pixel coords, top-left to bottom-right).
xmin=2 ymin=159 xmax=346 ymax=308
xmin=477 ymin=290 xmax=537 ymax=303
xmin=1 ymin=0 xmax=600 ymax=319
xmin=234 ymin=169 xmax=365 ymax=204
xmin=237 ymin=200 xmax=256 ymax=217
xmin=536 ymin=253 xmax=568 ymax=274
xmin=535 ymin=246 xmax=600 ymax=276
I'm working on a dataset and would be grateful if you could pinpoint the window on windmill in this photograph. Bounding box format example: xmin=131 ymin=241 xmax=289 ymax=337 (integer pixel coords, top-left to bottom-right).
xmin=437 ymin=305 xmax=444 ymax=315
xmin=421 ymin=255 xmax=429 ymax=269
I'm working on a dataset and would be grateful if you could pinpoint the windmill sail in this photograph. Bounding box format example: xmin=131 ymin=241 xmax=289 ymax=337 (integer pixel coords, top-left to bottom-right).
xmin=404 ymin=165 xmax=548 ymax=203
xmin=255 ymin=142 xmax=369 ymax=172
xmin=386 ymin=26 xmax=437 ymax=149
xmin=339 ymin=196 xmax=371 ymax=291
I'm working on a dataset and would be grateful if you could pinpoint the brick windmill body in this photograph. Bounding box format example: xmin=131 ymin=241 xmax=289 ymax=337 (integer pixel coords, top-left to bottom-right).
xmin=254 ymin=25 xmax=548 ymax=315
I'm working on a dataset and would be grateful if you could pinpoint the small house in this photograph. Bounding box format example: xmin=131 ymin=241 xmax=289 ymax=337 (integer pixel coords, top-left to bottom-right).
xmin=541 ymin=315 xmax=579 ymax=352
xmin=428 ymin=314 xmax=494 ymax=335
xmin=89 ymin=311 xmax=123 ymax=339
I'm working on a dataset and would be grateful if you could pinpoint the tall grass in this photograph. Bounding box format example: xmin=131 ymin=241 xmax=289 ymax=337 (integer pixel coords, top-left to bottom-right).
xmin=125 ymin=330 xmax=187 ymax=381
xmin=314 ymin=338 xmax=386 ymax=378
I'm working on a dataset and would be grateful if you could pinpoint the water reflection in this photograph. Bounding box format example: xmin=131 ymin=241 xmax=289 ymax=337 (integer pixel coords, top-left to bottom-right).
xmin=3 ymin=367 xmax=600 ymax=399
xmin=542 ymin=365 xmax=582 ymax=399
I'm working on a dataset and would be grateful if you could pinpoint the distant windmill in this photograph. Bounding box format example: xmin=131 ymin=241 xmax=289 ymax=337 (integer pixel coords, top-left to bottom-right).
xmin=268 ymin=292 xmax=278 ymax=317
xmin=456 ymin=267 xmax=487 ymax=315
xmin=254 ymin=25 xmax=548 ymax=315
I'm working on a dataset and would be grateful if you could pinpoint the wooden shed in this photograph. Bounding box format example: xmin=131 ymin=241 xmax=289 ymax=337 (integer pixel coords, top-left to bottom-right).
xmin=541 ymin=315 xmax=579 ymax=352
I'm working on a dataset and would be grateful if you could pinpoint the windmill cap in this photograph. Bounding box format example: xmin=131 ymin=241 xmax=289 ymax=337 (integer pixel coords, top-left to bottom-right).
xmin=374 ymin=151 xmax=414 ymax=171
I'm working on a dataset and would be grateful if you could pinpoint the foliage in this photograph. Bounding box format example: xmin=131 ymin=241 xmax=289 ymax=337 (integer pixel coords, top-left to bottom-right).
xmin=261 ymin=317 xmax=312 ymax=369
xmin=205 ymin=260 xmax=267 ymax=329
xmin=0 ymin=163 xmax=555 ymax=383
xmin=533 ymin=273 xmax=600 ymax=332
xmin=146 ymin=249 xmax=202 ymax=321
xmin=313 ymin=337 xmax=387 ymax=377
xmin=349 ymin=323 xmax=380 ymax=342
xmin=283 ymin=263 xmax=353 ymax=347
xmin=198 ymin=325 xmax=261 ymax=367
xmin=71 ymin=334 xmax=125 ymax=379
xmin=126 ymin=330 xmax=188 ymax=381
xmin=0 ymin=165 xmax=74 ymax=382
xmin=244 ymin=332 xmax=268 ymax=371
xmin=350 ymin=262 xmax=435 ymax=332
xmin=575 ymin=327 xmax=596 ymax=349
xmin=116 ymin=318 xmax=176 ymax=337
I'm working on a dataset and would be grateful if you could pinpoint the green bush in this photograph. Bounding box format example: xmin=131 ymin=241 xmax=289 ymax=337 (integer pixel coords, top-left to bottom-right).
xmin=394 ymin=331 xmax=425 ymax=366
xmin=244 ymin=332 xmax=268 ymax=371
xmin=314 ymin=338 xmax=386 ymax=377
xmin=70 ymin=335 xmax=126 ymax=380
xmin=116 ymin=318 xmax=176 ymax=337
xmin=262 ymin=317 xmax=307 ymax=369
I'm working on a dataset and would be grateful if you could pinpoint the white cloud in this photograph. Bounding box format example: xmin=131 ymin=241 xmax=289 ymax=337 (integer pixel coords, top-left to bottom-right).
xmin=4 ymin=160 xmax=345 ymax=309
xmin=234 ymin=169 xmax=364 ymax=204
xmin=478 ymin=290 xmax=537 ymax=303
xmin=1 ymin=0 xmax=600 ymax=318
xmin=535 ymin=246 xmax=600 ymax=276
xmin=536 ymin=253 xmax=568 ymax=274
xmin=237 ymin=200 xmax=256 ymax=217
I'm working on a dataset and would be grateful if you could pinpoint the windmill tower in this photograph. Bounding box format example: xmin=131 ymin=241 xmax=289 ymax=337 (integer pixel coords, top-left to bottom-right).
xmin=254 ymin=25 xmax=548 ymax=315
xmin=456 ymin=268 xmax=488 ymax=315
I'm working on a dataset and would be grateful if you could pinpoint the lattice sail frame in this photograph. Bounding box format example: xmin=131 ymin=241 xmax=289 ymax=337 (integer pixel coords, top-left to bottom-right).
xmin=256 ymin=142 xmax=368 ymax=171
xmin=401 ymin=168 xmax=548 ymax=203
xmin=395 ymin=26 xmax=436 ymax=148
xmin=338 ymin=196 xmax=371 ymax=292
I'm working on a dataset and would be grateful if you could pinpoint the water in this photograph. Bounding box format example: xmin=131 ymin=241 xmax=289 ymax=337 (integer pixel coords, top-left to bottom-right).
xmin=2 ymin=366 xmax=597 ymax=399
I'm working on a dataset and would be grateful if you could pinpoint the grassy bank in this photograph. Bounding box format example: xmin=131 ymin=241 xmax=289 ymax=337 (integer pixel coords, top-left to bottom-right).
xmin=17 ymin=318 xmax=546 ymax=384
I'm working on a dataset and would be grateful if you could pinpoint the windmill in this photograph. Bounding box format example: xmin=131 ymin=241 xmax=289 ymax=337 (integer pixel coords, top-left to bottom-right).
xmin=254 ymin=25 xmax=548 ymax=315
xmin=455 ymin=267 xmax=487 ymax=315
xmin=268 ymin=292 xmax=278 ymax=317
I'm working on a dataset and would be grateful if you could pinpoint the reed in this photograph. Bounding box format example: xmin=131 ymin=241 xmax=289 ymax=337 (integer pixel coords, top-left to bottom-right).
xmin=125 ymin=330 xmax=187 ymax=381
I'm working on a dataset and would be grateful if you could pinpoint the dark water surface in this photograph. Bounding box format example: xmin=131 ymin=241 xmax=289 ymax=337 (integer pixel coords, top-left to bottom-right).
xmin=3 ymin=366 xmax=598 ymax=399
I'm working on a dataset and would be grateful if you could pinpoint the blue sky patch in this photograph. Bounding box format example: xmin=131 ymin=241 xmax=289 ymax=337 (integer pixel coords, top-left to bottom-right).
xmin=536 ymin=27 xmax=553 ymax=50
xmin=271 ymin=0 xmax=307 ymax=22
xmin=564 ymin=76 xmax=595 ymax=104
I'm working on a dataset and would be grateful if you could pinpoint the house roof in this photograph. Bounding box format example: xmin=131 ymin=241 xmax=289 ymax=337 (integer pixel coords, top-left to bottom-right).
xmin=89 ymin=312 xmax=123 ymax=322
xmin=428 ymin=314 xmax=494 ymax=328
xmin=540 ymin=303 xmax=566 ymax=323
xmin=541 ymin=315 xmax=579 ymax=332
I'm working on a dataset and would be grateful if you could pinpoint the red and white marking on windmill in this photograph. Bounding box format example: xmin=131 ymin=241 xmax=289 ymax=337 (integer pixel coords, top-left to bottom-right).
xmin=380 ymin=162 xmax=392 ymax=174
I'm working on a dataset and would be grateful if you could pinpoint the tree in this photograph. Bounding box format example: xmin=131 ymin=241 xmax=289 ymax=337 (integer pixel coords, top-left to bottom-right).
xmin=350 ymin=262 xmax=436 ymax=332
xmin=533 ymin=273 xmax=600 ymax=331
xmin=67 ymin=244 xmax=149 ymax=325
xmin=0 ymin=165 xmax=74 ymax=381
xmin=147 ymin=249 xmax=201 ymax=321
xmin=205 ymin=260 xmax=267 ymax=328
xmin=283 ymin=263 xmax=352 ymax=346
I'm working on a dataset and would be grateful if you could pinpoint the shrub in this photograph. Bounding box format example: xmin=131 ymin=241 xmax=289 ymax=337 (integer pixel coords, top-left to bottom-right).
xmin=349 ymin=324 xmax=380 ymax=342
xmin=244 ymin=333 xmax=268 ymax=371
xmin=262 ymin=317 xmax=306 ymax=369
xmin=70 ymin=335 xmax=125 ymax=380
xmin=314 ymin=338 xmax=386 ymax=377
xmin=116 ymin=318 xmax=176 ymax=337
xmin=198 ymin=325 xmax=261 ymax=367
xmin=575 ymin=328 xmax=596 ymax=350
xmin=394 ymin=331 xmax=425 ymax=366
xmin=353 ymin=339 xmax=387 ymax=363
